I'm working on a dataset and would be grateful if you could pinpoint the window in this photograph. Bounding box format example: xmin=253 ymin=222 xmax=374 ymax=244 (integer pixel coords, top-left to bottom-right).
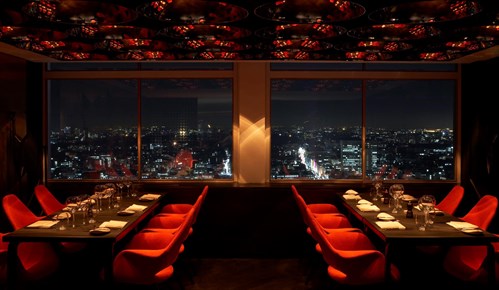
xmin=366 ymin=80 xmax=455 ymax=180
xmin=48 ymin=78 xmax=233 ymax=180
xmin=270 ymin=72 xmax=457 ymax=181
xmin=48 ymin=79 xmax=138 ymax=179
xmin=140 ymin=79 xmax=233 ymax=180
xmin=271 ymin=79 xmax=363 ymax=179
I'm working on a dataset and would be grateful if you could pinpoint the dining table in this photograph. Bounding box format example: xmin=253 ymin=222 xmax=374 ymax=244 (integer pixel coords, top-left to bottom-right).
xmin=2 ymin=192 xmax=166 ymax=289
xmin=337 ymin=191 xmax=499 ymax=288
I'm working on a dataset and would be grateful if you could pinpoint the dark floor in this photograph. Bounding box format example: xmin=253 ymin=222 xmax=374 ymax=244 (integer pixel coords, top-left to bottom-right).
xmin=7 ymin=255 xmax=492 ymax=290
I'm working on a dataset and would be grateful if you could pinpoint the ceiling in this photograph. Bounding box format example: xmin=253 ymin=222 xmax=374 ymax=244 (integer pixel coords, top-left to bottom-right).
xmin=0 ymin=0 xmax=498 ymax=62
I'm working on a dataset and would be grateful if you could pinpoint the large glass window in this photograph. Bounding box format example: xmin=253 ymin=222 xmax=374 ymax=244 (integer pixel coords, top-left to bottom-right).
xmin=270 ymin=77 xmax=456 ymax=181
xmin=48 ymin=80 xmax=138 ymax=179
xmin=366 ymin=80 xmax=455 ymax=180
xmin=140 ymin=79 xmax=233 ymax=180
xmin=271 ymin=79 xmax=363 ymax=179
xmin=48 ymin=78 xmax=233 ymax=180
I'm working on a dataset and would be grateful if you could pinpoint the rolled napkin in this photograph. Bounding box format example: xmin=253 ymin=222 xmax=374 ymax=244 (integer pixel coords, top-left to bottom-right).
xmin=356 ymin=204 xmax=380 ymax=212
xmin=100 ymin=220 xmax=127 ymax=229
xmin=357 ymin=199 xmax=372 ymax=205
xmin=446 ymin=221 xmax=479 ymax=230
xmin=375 ymin=221 xmax=406 ymax=230
xmin=126 ymin=204 xmax=148 ymax=212
xmin=343 ymin=194 xmax=361 ymax=200
xmin=345 ymin=189 xmax=359 ymax=195
xmin=139 ymin=193 xmax=161 ymax=201
xmin=377 ymin=212 xmax=396 ymax=221
xmin=27 ymin=220 xmax=59 ymax=228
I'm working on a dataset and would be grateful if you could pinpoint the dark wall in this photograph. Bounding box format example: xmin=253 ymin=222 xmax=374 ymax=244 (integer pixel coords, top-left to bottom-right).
xmin=461 ymin=57 xmax=499 ymax=233
xmin=1 ymin=53 xmax=499 ymax=253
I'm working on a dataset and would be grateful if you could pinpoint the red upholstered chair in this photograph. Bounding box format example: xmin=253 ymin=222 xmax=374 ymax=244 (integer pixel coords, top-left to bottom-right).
xmin=0 ymin=232 xmax=8 ymax=286
xmin=291 ymin=185 xmax=340 ymax=215
xmin=1 ymin=194 xmax=60 ymax=283
xmin=309 ymin=215 xmax=400 ymax=286
xmin=112 ymin=205 xmax=192 ymax=288
xmin=33 ymin=184 xmax=87 ymax=254
xmin=435 ymin=184 xmax=465 ymax=215
xmin=159 ymin=185 xmax=208 ymax=218
xmin=442 ymin=195 xmax=499 ymax=284
xmin=34 ymin=184 xmax=65 ymax=215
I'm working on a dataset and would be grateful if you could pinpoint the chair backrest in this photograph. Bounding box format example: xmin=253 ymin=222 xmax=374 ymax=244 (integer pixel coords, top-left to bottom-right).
xmin=192 ymin=185 xmax=208 ymax=223
xmin=436 ymin=185 xmax=465 ymax=215
xmin=113 ymin=209 xmax=191 ymax=285
xmin=291 ymin=185 xmax=312 ymax=227
xmin=34 ymin=184 xmax=65 ymax=215
xmin=0 ymin=232 xmax=8 ymax=283
xmin=2 ymin=194 xmax=43 ymax=230
xmin=309 ymin=216 xmax=396 ymax=285
xmin=1 ymin=196 xmax=60 ymax=282
xmin=462 ymin=195 xmax=498 ymax=230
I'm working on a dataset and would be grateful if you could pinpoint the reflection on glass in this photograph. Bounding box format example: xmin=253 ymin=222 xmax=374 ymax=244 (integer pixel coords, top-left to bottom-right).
xmin=271 ymin=79 xmax=363 ymax=180
xmin=141 ymin=79 xmax=233 ymax=180
xmin=366 ymin=79 xmax=455 ymax=181
xmin=48 ymin=79 xmax=138 ymax=180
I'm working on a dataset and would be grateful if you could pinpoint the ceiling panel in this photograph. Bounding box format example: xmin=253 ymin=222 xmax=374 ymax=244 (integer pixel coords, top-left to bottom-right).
xmin=0 ymin=0 xmax=498 ymax=62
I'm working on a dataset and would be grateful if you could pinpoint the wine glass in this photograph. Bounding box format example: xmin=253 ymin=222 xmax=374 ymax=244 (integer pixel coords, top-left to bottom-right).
xmin=389 ymin=184 xmax=404 ymax=214
xmin=418 ymin=194 xmax=436 ymax=229
xmin=371 ymin=176 xmax=383 ymax=201
xmin=65 ymin=196 xmax=79 ymax=228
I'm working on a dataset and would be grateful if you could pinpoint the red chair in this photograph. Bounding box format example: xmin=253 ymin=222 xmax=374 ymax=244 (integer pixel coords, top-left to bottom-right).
xmin=309 ymin=215 xmax=400 ymax=286
xmin=34 ymin=184 xmax=65 ymax=215
xmin=291 ymin=185 xmax=340 ymax=215
xmin=442 ymin=195 xmax=499 ymax=284
xmin=1 ymin=194 xmax=60 ymax=283
xmin=112 ymin=205 xmax=192 ymax=288
xmin=33 ymin=184 xmax=87 ymax=254
xmin=435 ymin=184 xmax=465 ymax=215
xmin=0 ymin=232 xmax=8 ymax=286
xmin=159 ymin=185 xmax=208 ymax=218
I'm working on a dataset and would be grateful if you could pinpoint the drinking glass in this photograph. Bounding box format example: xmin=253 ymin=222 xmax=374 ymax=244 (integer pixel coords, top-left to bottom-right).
xmin=371 ymin=176 xmax=383 ymax=201
xmin=418 ymin=194 xmax=436 ymax=229
xmin=65 ymin=196 xmax=79 ymax=228
xmin=389 ymin=184 xmax=404 ymax=214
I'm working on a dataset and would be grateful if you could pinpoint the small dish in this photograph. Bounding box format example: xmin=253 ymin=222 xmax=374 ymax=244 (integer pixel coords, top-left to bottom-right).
xmin=89 ymin=227 xmax=111 ymax=236
xmin=117 ymin=210 xmax=135 ymax=216
xmin=401 ymin=194 xmax=417 ymax=202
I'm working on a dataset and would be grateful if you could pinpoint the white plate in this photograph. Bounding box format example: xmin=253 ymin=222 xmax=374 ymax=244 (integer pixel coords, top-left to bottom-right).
xmin=89 ymin=227 xmax=111 ymax=235
xmin=53 ymin=212 xmax=71 ymax=220
xmin=117 ymin=210 xmax=135 ymax=216
xmin=401 ymin=195 xmax=417 ymax=201
xmin=461 ymin=228 xmax=483 ymax=235
xmin=378 ymin=216 xmax=396 ymax=221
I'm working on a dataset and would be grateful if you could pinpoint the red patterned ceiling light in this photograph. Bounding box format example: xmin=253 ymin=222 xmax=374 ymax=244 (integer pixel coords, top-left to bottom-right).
xmin=368 ymin=0 xmax=482 ymax=23
xmin=348 ymin=24 xmax=441 ymax=41
xmin=337 ymin=40 xmax=413 ymax=52
xmin=160 ymin=24 xmax=251 ymax=40
xmin=254 ymin=0 xmax=365 ymax=23
xmin=255 ymin=23 xmax=346 ymax=40
xmin=138 ymin=0 xmax=248 ymax=24
xmin=67 ymin=25 xmax=157 ymax=40
xmin=22 ymin=0 xmax=137 ymax=25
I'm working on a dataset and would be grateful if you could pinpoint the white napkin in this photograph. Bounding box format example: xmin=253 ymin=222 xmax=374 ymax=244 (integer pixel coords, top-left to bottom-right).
xmin=27 ymin=220 xmax=59 ymax=228
xmin=126 ymin=204 xmax=148 ymax=212
xmin=345 ymin=189 xmax=359 ymax=195
xmin=139 ymin=193 xmax=161 ymax=201
xmin=100 ymin=220 xmax=128 ymax=229
xmin=343 ymin=194 xmax=361 ymax=200
xmin=356 ymin=204 xmax=380 ymax=212
xmin=376 ymin=221 xmax=406 ymax=230
xmin=446 ymin=221 xmax=479 ymax=230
